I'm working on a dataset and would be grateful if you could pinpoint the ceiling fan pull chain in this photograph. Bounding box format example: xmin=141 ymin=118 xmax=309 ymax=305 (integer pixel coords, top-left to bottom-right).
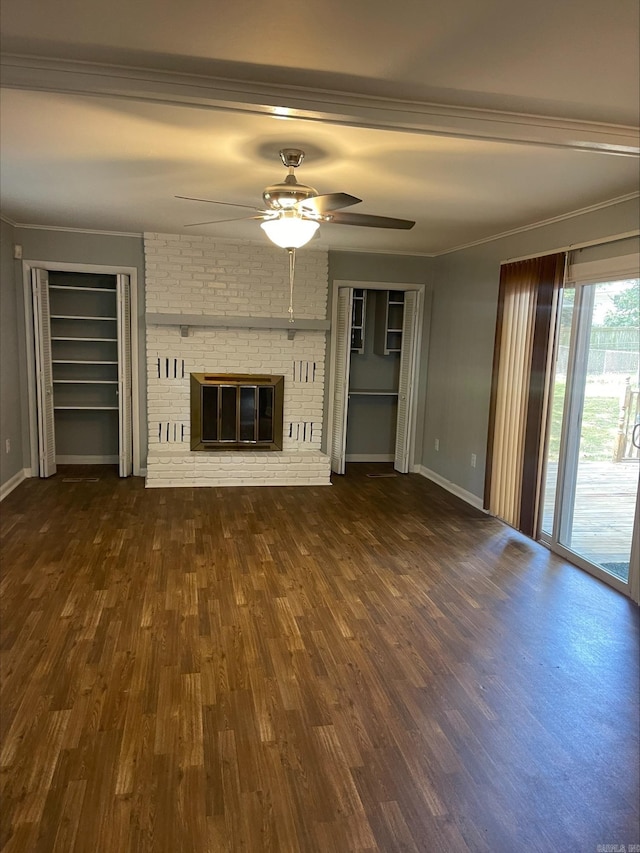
xmin=287 ymin=248 xmax=296 ymax=323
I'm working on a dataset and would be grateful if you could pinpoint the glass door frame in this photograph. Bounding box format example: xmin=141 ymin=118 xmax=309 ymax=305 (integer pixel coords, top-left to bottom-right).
xmin=539 ymin=277 xmax=640 ymax=602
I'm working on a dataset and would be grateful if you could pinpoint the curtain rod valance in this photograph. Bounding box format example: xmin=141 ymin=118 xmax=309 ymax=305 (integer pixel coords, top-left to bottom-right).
xmin=566 ymin=254 xmax=640 ymax=285
xmin=501 ymin=230 xmax=639 ymax=265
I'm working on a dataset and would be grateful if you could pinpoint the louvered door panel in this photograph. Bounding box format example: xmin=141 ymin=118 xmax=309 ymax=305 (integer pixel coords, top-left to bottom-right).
xmin=394 ymin=290 xmax=418 ymax=473
xmin=117 ymin=274 xmax=133 ymax=477
xmin=330 ymin=288 xmax=353 ymax=475
xmin=32 ymin=268 xmax=57 ymax=477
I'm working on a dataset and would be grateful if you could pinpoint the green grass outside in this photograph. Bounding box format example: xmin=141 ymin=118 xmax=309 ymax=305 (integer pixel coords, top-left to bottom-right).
xmin=547 ymin=380 xmax=622 ymax=462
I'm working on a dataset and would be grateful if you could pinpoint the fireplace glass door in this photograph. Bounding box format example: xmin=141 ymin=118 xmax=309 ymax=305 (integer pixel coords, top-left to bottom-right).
xmin=191 ymin=374 xmax=283 ymax=451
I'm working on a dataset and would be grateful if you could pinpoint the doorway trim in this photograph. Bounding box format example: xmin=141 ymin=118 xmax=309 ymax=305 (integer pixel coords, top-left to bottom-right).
xmin=327 ymin=280 xmax=426 ymax=474
xmin=21 ymin=259 xmax=141 ymax=477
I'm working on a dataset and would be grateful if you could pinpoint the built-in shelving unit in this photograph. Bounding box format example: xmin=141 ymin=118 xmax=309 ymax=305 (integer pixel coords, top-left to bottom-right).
xmin=49 ymin=274 xmax=119 ymax=415
xmin=342 ymin=288 xmax=407 ymax=464
xmin=31 ymin=267 xmax=133 ymax=476
xmin=374 ymin=290 xmax=405 ymax=355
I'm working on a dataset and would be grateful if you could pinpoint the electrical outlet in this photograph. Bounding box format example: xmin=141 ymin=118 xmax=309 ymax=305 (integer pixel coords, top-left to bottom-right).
xmin=434 ymin=438 xmax=439 ymax=451
xmin=471 ymin=453 xmax=477 ymax=468
xmin=5 ymin=439 xmax=10 ymax=454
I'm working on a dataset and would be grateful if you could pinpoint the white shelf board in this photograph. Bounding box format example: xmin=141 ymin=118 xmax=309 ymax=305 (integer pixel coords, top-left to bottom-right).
xmin=49 ymin=285 xmax=116 ymax=293
xmin=52 ymin=336 xmax=117 ymax=342
xmin=51 ymin=315 xmax=117 ymax=321
xmin=348 ymin=389 xmax=398 ymax=396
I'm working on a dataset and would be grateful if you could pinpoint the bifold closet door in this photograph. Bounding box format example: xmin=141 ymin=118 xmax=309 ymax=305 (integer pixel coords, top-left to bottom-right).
xmin=330 ymin=287 xmax=353 ymax=475
xmin=394 ymin=289 xmax=419 ymax=474
xmin=31 ymin=268 xmax=57 ymax=478
xmin=117 ymin=274 xmax=133 ymax=477
xmin=32 ymin=268 xmax=133 ymax=478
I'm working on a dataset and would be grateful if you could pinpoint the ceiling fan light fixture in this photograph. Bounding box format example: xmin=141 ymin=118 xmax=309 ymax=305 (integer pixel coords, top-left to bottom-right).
xmin=260 ymin=213 xmax=319 ymax=249
xmin=179 ymin=148 xmax=414 ymax=241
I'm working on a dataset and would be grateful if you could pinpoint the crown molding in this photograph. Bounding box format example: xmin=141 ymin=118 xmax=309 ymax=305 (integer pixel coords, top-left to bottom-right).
xmin=2 ymin=53 xmax=639 ymax=157
xmin=11 ymin=222 xmax=142 ymax=238
xmin=435 ymin=192 xmax=640 ymax=256
xmin=328 ymin=246 xmax=436 ymax=258
xmin=7 ymin=193 xmax=638 ymax=257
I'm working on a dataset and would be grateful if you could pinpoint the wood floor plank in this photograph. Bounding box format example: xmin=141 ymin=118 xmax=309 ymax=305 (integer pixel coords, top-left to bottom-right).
xmin=1 ymin=462 xmax=638 ymax=851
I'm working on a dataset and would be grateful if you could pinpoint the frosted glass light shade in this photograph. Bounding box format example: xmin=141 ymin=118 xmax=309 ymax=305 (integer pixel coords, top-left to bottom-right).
xmin=261 ymin=215 xmax=319 ymax=249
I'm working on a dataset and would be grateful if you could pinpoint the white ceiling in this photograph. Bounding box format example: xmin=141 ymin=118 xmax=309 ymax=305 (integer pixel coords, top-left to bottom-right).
xmin=1 ymin=0 xmax=639 ymax=255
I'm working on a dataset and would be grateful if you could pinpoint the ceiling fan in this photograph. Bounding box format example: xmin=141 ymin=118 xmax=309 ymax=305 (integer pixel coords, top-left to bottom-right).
xmin=177 ymin=148 xmax=415 ymax=249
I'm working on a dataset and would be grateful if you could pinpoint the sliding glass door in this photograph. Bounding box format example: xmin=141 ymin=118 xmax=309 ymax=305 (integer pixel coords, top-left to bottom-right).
xmin=541 ymin=277 xmax=639 ymax=593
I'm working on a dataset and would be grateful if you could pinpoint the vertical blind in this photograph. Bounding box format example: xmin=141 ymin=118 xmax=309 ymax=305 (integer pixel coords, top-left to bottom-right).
xmin=485 ymin=253 xmax=565 ymax=536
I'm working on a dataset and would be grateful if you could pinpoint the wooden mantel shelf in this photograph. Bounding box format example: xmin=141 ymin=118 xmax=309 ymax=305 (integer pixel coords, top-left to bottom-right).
xmin=146 ymin=313 xmax=330 ymax=334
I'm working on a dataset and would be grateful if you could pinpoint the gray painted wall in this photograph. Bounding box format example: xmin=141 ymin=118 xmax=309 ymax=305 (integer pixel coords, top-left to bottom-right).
xmin=346 ymin=395 xmax=398 ymax=456
xmin=0 ymin=220 xmax=24 ymax=487
xmin=14 ymin=228 xmax=147 ymax=468
xmin=424 ymin=197 xmax=640 ymax=500
xmin=4 ymin=199 xmax=636 ymax=495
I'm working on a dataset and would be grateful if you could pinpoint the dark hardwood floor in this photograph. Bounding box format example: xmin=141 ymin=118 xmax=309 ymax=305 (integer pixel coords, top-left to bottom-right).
xmin=1 ymin=463 xmax=638 ymax=852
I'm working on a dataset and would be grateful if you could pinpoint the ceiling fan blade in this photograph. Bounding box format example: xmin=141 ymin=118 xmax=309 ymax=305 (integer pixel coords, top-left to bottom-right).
xmin=184 ymin=214 xmax=266 ymax=227
xmin=296 ymin=192 xmax=362 ymax=214
xmin=176 ymin=195 xmax=265 ymax=213
xmin=325 ymin=211 xmax=415 ymax=230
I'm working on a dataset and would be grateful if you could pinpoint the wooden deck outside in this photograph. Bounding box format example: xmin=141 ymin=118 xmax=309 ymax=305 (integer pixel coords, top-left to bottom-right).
xmin=542 ymin=460 xmax=639 ymax=565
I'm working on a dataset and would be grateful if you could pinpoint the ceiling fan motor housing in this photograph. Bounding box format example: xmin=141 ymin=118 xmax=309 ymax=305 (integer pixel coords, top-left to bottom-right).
xmin=262 ymin=174 xmax=318 ymax=210
xmin=262 ymin=148 xmax=318 ymax=210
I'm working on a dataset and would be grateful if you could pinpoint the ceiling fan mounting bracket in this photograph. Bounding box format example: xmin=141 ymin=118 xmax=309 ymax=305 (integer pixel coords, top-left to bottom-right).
xmin=279 ymin=149 xmax=305 ymax=169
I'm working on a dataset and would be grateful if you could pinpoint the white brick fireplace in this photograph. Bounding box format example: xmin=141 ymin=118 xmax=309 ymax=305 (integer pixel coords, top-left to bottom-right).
xmin=144 ymin=233 xmax=332 ymax=487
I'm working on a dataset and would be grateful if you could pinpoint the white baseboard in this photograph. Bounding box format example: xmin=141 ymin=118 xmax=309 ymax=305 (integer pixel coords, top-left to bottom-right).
xmin=0 ymin=468 xmax=29 ymax=501
xmin=56 ymin=455 xmax=119 ymax=464
xmin=345 ymin=454 xmax=394 ymax=462
xmin=414 ymin=464 xmax=485 ymax=510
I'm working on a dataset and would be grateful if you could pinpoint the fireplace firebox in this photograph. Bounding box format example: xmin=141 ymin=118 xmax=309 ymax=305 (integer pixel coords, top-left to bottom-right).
xmin=190 ymin=373 xmax=284 ymax=451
